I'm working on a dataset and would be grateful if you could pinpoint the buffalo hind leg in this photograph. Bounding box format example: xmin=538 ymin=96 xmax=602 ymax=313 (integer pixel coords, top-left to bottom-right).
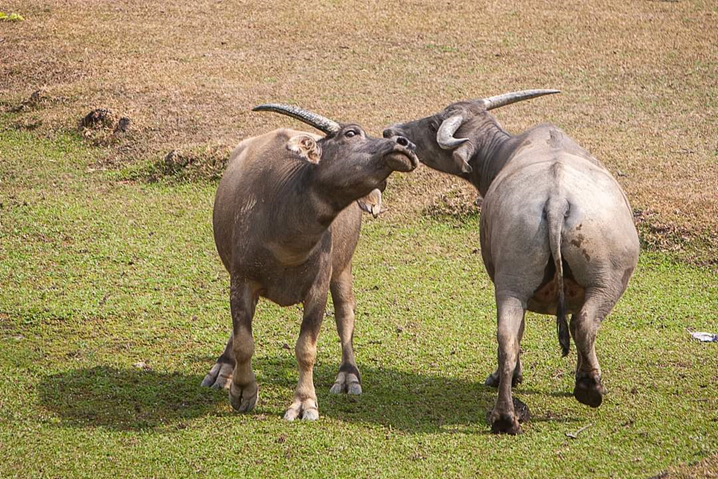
xmin=329 ymin=268 xmax=362 ymax=395
xmin=488 ymin=294 xmax=528 ymax=435
xmin=485 ymin=317 xmax=524 ymax=388
xmin=284 ymin=279 xmax=328 ymax=421
xmin=228 ymin=278 xmax=259 ymax=413
xmin=571 ymin=288 xmax=616 ymax=408
xmin=201 ymin=331 xmax=235 ymax=389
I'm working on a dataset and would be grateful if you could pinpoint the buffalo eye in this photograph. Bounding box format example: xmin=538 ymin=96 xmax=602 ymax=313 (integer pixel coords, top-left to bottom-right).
xmin=344 ymin=130 xmax=357 ymax=138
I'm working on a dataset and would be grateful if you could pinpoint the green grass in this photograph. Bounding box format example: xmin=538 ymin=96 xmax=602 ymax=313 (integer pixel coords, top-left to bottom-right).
xmin=1 ymin=127 xmax=716 ymax=478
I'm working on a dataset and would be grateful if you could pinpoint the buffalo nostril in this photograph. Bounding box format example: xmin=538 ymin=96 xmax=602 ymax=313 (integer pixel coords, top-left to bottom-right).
xmin=396 ymin=136 xmax=409 ymax=147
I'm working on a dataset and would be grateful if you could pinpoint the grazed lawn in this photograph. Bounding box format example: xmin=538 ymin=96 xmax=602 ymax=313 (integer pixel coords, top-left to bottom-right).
xmin=1 ymin=125 xmax=716 ymax=478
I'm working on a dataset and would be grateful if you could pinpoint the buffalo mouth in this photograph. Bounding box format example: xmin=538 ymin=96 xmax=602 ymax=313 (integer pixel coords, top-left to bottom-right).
xmin=385 ymin=146 xmax=419 ymax=172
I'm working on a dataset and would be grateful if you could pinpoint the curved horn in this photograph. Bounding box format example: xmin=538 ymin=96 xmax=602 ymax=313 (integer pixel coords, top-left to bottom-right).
xmin=480 ymin=89 xmax=561 ymax=111
xmin=437 ymin=114 xmax=469 ymax=150
xmin=252 ymin=103 xmax=341 ymax=134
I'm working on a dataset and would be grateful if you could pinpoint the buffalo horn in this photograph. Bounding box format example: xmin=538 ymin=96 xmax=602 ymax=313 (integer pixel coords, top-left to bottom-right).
xmin=252 ymin=103 xmax=341 ymax=134
xmin=480 ymin=89 xmax=561 ymax=110
xmin=436 ymin=114 xmax=469 ymax=150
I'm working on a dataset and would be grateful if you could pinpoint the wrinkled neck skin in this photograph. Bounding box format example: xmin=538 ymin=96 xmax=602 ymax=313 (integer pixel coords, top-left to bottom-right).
xmin=271 ymin=160 xmax=384 ymax=256
xmin=311 ymin=173 xmax=388 ymax=222
xmin=259 ymin=162 xmax=335 ymax=258
xmin=461 ymin=116 xmax=514 ymax=197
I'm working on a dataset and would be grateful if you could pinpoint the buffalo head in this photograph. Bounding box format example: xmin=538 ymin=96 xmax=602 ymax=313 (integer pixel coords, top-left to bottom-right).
xmin=254 ymin=104 xmax=418 ymax=204
xmin=382 ymin=90 xmax=560 ymax=177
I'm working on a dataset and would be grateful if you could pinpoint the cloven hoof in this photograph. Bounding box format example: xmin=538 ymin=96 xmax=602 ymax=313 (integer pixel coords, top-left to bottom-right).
xmin=229 ymin=382 xmax=259 ymax=413
xmin=487 ymin=397 xmax=531 ymax=435
xmin=573 ymin=377 xmax=606 ymax=408
xmin=491 ymin=414 xmax=522 ymax=435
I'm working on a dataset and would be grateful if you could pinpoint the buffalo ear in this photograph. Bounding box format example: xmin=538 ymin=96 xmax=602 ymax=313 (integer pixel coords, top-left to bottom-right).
xmin=357 ymin=188 xmax=382 ymax=218
xmin=286 ymin=134 xmax=322 ymax=163
xmin=452 ymin=142 xmax=474 ymax=174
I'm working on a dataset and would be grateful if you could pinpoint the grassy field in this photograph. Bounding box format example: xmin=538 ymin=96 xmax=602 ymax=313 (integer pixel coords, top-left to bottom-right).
xmin=1 ymin=0 xmax=717 ymax=477
xmin=1 ymin=124 xmax=717 ymax=478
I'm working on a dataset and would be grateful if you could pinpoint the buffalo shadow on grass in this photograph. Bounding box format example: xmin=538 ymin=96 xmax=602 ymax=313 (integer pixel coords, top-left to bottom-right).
xmin=39 ymin=366 xmax=224 ymax=431
xmin=39 ymin=358 xmax=580 ymax=432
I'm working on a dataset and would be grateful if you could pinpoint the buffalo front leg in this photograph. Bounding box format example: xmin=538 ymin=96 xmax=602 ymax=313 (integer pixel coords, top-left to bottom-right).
xmin=488 ymin=294 xmax=528 ymax=435
xmin=571 ymin=288 xmax=616 ymax=408
xmin=284 ymin=281 xmax=328 ymax=421
xmin=201 ymin=331 xmax=234 ymax=389
xmin=329 ymin=268 xmax=362 ymax=395
xmin=228 ymin=277 xmax=259 ymax=413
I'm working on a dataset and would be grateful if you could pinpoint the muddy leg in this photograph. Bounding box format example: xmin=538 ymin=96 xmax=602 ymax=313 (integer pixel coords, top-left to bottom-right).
xmin=227 ymin=277 xmax=259 ymax=413
xmin=488 ymin=294 xmax=526 ymax=435
xmin=284 ymin=280 xmax=328 ymax=421
xmin=329 ymin=268 xmax=362 ymax=395
xmin=201 ymin=331 xmax=235 ymax=389
xmin=571 ymin=289 xmax=616 ymax=408
xmin=485 ymin=317 xmax=524 ymax=388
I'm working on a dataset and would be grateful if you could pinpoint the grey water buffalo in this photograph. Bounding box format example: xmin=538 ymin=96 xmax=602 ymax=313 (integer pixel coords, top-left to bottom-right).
xmin=202 ymin=104 xmax=417 ymax=420
xmin=383 ymin=90 xmax=640 ymax=434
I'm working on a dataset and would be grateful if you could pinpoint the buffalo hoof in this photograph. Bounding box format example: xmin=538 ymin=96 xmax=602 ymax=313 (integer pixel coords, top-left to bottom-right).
xmin=329 ymin=371 xmax=362 ymax=395
xmin=488 ymin=412 xmax=522 ymax=435
xmin=484 ymin=370 xmax=523 ymax=388
xmin=284 ymin=398 xmax=319 ymax=421
xmin=229 ymin=381 xmax=258 ymax=413
xmin=487 ymin=398 xmax=530 ymax=435
xmin=201 ymin=360 xmax=233 ymax=390
xmin=573 ymin=376 xmax=606 ymax=408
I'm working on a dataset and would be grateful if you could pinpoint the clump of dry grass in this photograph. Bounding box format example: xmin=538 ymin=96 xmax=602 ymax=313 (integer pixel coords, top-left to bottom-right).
xmin=7 ymin=88 xmax=49 ymax=112
xmin=157 ymin=144 xmax=232 ymax=182
xmin=107 ymin=142 xmax=232 ymax=183
xmin=423 ymin=186 xmax=481 ymax=220
xmin=663 ymin=453 xmax=718 ymax=479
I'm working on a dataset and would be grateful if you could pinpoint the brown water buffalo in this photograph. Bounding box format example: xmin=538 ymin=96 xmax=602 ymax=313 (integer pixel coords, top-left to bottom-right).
xmin=203 ymin=104 xmax=417 ymax=420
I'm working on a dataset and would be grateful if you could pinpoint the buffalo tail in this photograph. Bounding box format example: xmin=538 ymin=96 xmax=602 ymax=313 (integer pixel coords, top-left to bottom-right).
xmin=545 ymin=195 xmax=570 ymax=357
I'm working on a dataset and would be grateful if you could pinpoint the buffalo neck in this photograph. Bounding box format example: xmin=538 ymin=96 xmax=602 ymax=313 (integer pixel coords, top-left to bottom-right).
xmin=264 ymin=162 xmax=341 ymax=255
xmin=270 ymin=163 xmax=369 ymax=256
xmin=310 ymin=179 xmax=375 ymax=226
xmin=466 ymin=118 xmax=513 ymax=197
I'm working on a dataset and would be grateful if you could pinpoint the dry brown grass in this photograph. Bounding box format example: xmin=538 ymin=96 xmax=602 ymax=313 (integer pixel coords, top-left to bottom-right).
xmin=663 ymin=453 xmax=718 ymax=479
xmin=1 ymin=0 xmax=716 ymax=262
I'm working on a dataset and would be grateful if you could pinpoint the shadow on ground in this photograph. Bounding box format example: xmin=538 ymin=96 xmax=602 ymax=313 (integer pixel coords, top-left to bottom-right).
xmin=39 ymin=366 xmax=221 ymax=431
xmin=39 ymin=357 xmax=580 ymax=432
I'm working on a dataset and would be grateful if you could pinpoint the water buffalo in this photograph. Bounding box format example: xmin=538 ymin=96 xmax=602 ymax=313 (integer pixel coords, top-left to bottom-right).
xmin=383 ymin=90 xmax=640 ymax=434
xmin=203 ymin=104 xmax=417 ymax=420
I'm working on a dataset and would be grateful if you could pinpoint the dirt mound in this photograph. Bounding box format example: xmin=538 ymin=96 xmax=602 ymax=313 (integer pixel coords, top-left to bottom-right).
xmin=80 ymin=108 xmax=116 ymax=129
xmin=78 ymin=108 xmax=132 ymax=147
